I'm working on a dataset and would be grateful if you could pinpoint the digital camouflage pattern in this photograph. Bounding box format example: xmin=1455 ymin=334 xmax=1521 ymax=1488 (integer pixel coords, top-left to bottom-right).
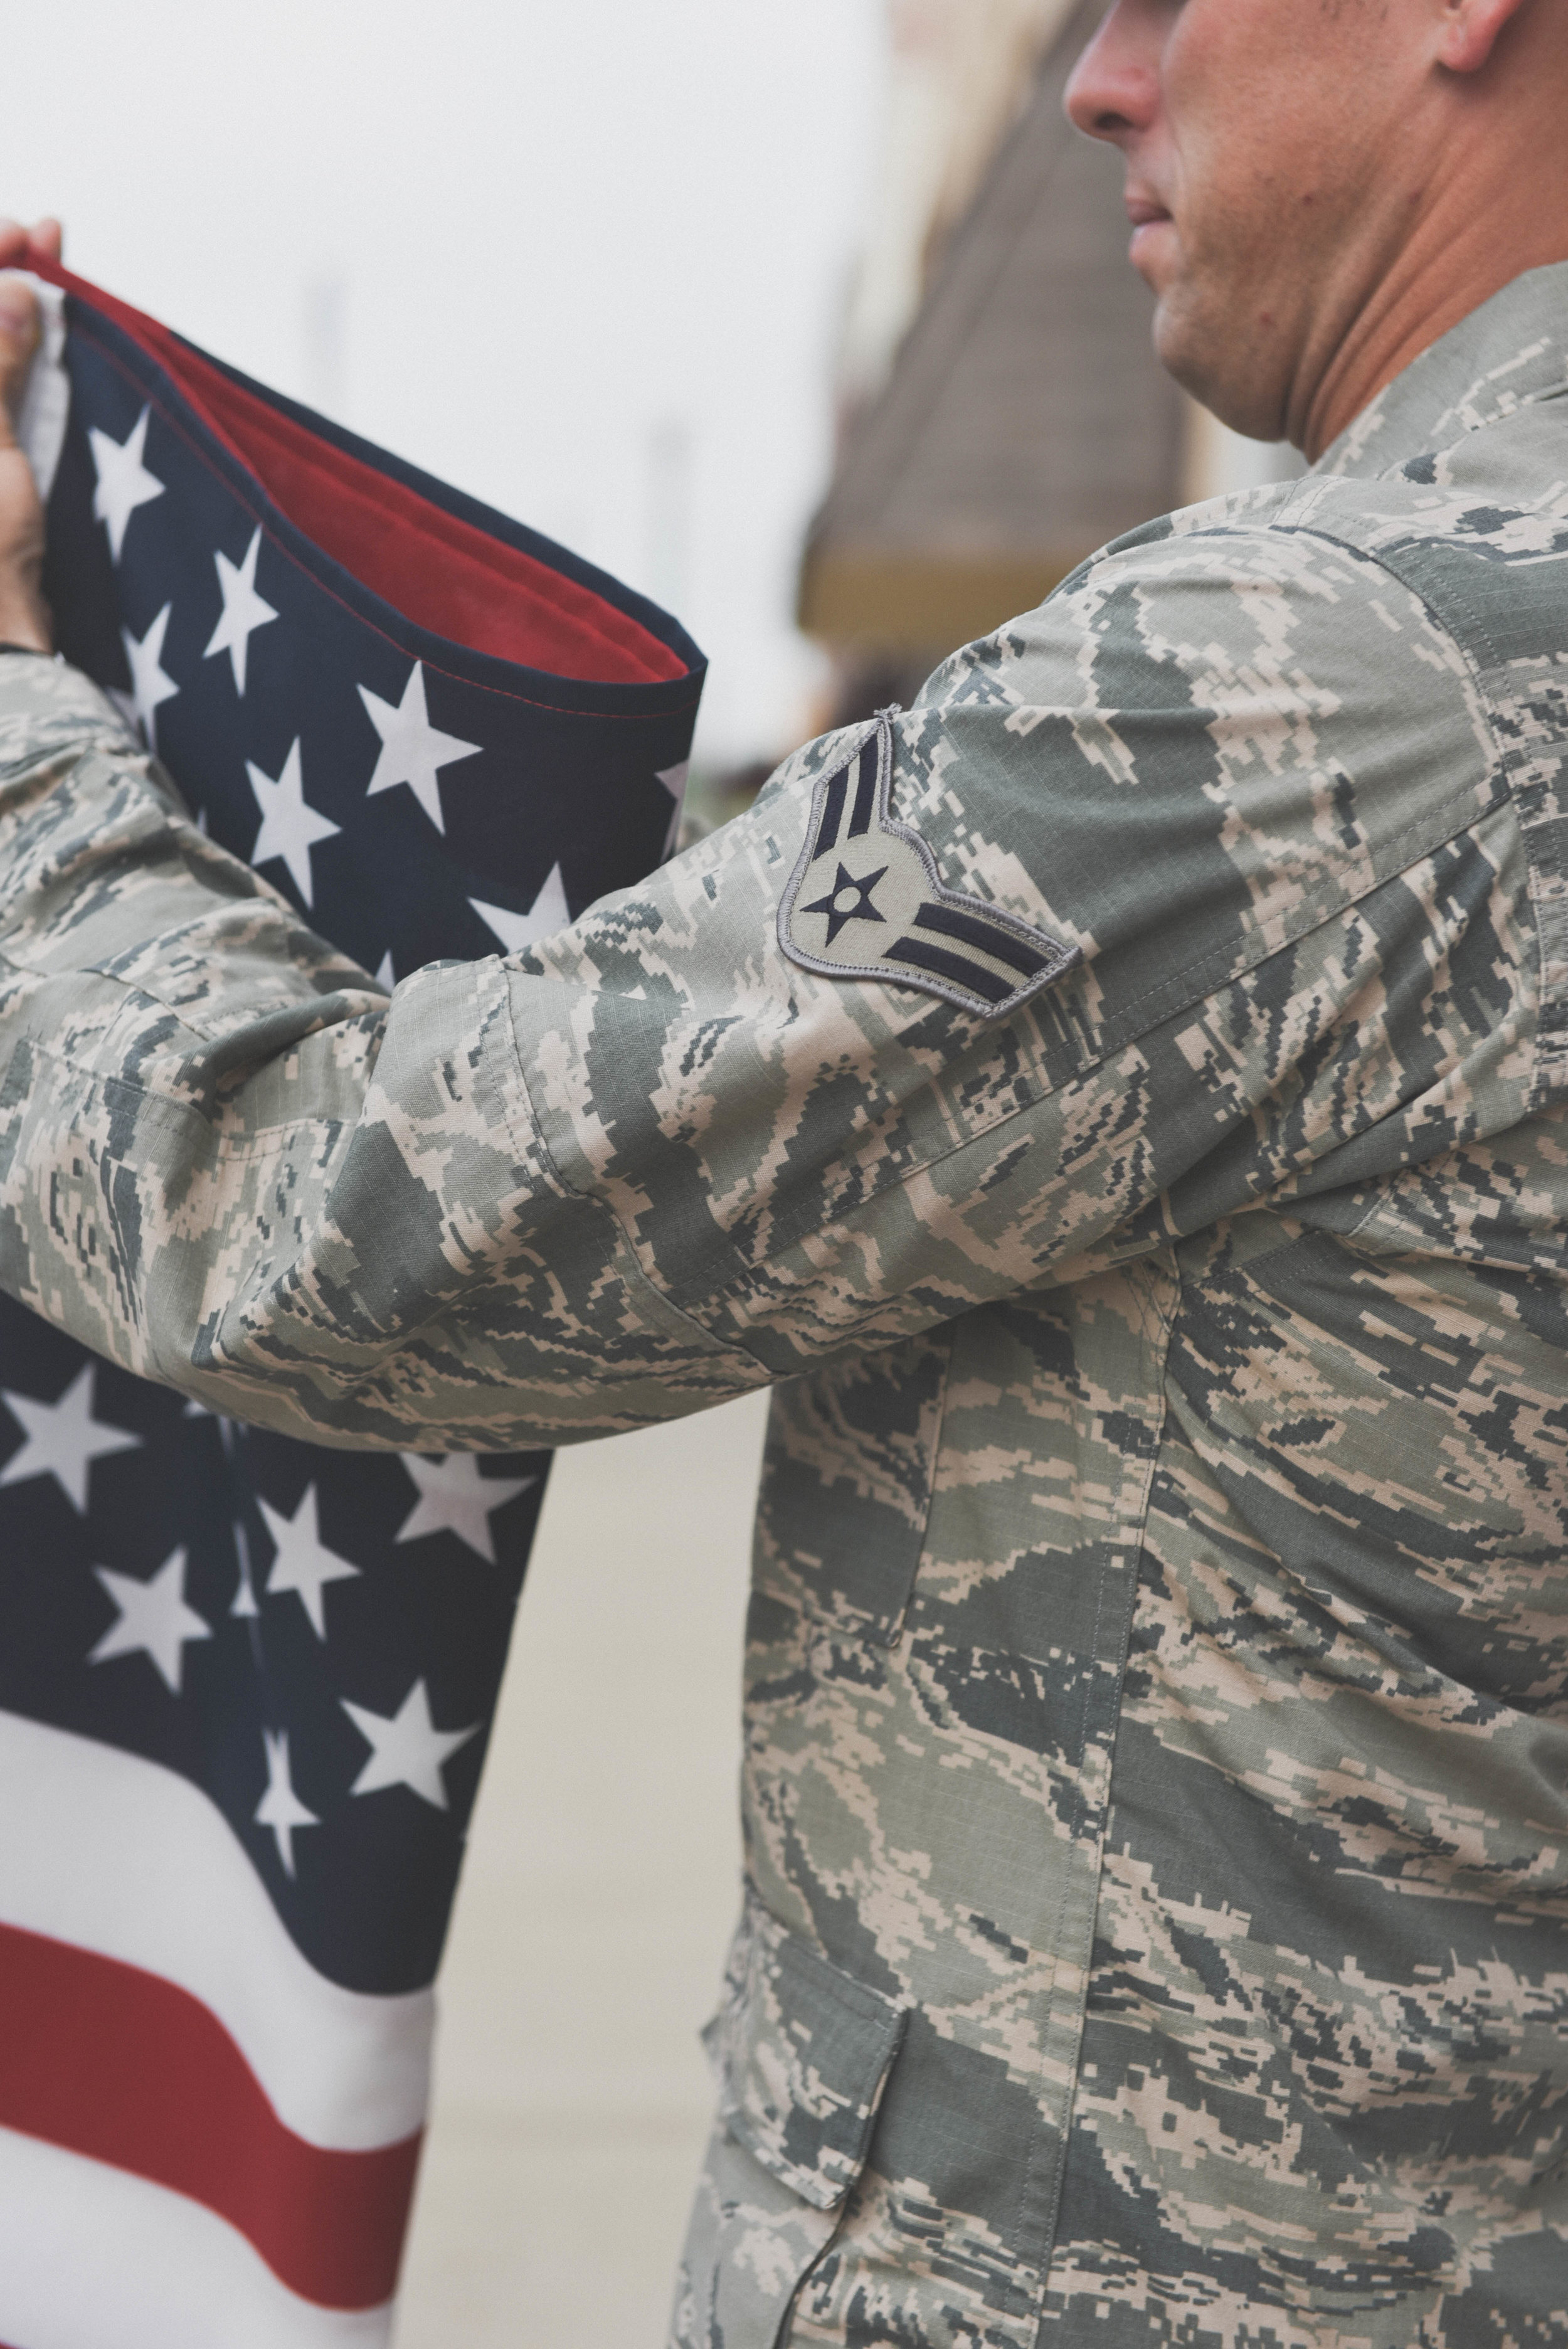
xmin=1 ymin=263 xmax=1567 ymax=2347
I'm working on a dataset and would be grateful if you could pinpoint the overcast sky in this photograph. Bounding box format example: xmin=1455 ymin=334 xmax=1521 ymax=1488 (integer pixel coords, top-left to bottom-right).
xmin=9 ymin=1 xmax=885 ymax=766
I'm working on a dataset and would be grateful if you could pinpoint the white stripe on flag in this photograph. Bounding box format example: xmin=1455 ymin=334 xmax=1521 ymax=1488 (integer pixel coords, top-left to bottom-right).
xmin=0 ymin=2126 xmax=395 ymax=2349
xmin=0 ymin=1709 xmax=432 ymax=2148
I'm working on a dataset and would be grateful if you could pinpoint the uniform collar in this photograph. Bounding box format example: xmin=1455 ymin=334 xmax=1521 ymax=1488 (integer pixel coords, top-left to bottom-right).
xmin=1316 ymin=259 xmax=1568 ymax=480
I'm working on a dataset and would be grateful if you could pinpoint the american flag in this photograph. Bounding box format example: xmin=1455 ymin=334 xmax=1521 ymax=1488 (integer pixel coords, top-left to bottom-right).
xmin=0 ymin=260 xmax=704 ymax=2345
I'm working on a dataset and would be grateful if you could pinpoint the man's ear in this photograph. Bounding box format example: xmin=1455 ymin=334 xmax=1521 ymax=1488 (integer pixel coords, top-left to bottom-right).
xmin=1436 ymin=0 xmax=1530 ymax=74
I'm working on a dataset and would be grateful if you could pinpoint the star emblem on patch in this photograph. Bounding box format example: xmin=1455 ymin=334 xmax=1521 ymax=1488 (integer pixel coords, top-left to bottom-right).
xmin=778 ymin=712 xmax=1078 ymax=1018
xmin=803 ymin=859 xmax=889 ymax=946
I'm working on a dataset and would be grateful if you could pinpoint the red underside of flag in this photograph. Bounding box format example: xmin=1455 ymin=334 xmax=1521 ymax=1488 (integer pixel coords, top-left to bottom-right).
xmin=0 ymin=1919 xmax=418 ymax=2311
xmin=27 ymin=255 xmax=689 ymax=691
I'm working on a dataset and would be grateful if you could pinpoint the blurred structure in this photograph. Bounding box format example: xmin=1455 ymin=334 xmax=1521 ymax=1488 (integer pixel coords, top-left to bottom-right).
xmin=830 ymin=0 xmax=1086 ymax=418
xmin=798 ymin=0 xmax=1295 ymax=724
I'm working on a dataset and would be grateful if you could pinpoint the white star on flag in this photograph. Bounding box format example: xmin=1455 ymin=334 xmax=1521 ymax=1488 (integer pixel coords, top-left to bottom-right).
xmin=470 ymin=862 xmax=570 ymax=953
xmin=342 ymin=1678 xmax=480 ymax=1810
xmin=204 ymin=526 xmax=277 ymax=695
xmin=88 ymin=404 xmax=165 ymax=561
xmin=231 ymin=1520 xmax=260 ymax=1620
xmin=359 ymin=662 xmax=480 ymax=833
xmin=257 ymin=1483 xmax=360 ymax=1640
xmin=0 ymin=1364 xmax=141 ymax=1513
xmin=395 ymin=1453 xmax=536 ymax=1566
xmin=255 ymin=1729 xmax=318 ymax=1878
xmin=114 ymin=602 xmax=179 ymax=751
xmin=89 ymin=1546 xmax=211 ymax=1695
xmin=657 ymin=760 xmax=690 ymax=859
xmin=246 ymin=739 xmax=341 ymax=908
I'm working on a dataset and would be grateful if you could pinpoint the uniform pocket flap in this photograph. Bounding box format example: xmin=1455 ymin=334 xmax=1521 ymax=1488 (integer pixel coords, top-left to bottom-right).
xmin=702 ymin=1892 xmax=907 ymax=2212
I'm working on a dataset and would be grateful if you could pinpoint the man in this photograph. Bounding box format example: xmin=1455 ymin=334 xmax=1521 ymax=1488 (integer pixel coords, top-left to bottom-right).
xmin=0 ymin=0 xmax=1565 ymax=2339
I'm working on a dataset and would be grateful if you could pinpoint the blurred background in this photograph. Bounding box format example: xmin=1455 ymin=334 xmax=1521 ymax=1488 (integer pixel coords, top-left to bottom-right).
xmin=6 ymin=2 xmax=1296 ymax=2338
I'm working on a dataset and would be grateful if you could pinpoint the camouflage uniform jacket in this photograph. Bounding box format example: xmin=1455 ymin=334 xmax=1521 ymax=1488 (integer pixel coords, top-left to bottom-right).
xmin=1 ymin=263 xmax=1566 ymax=2348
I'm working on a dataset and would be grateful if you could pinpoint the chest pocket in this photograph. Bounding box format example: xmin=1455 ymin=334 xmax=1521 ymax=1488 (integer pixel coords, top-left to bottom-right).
xmin=670 ymin=1894 xmax=908 ymax=2349
xmin=751 ymin=1330 xmax=951 ymax=1646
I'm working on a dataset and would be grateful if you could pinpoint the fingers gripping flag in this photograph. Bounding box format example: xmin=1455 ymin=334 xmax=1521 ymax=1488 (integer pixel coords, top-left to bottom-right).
xmin=0 ymin=260 xmax=704 ymax=2343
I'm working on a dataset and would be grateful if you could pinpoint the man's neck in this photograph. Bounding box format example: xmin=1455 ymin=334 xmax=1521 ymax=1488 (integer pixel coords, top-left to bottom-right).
xmin=1300 ymin=236 xmax=1568 ymax=464
xmin=1293 ymin=97 xmax=1568 ymax=460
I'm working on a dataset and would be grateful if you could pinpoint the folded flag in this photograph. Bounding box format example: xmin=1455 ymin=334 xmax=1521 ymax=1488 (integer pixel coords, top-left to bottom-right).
xmin=0 ymin=257 xmax=705 ymax=2347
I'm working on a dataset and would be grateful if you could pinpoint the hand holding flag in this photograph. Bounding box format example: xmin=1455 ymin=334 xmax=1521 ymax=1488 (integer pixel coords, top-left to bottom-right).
xmin=0 ymin=215 xmax=58 ymax=654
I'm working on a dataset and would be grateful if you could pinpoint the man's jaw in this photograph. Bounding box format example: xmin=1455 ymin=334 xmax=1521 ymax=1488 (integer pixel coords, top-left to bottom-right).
xmin=1118 ymin=169 xmax=1296 ymax=440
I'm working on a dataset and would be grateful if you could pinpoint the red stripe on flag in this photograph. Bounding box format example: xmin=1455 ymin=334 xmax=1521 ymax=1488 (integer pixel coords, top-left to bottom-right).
xmin=0 ymin=1921 xmax=420 ymax=2310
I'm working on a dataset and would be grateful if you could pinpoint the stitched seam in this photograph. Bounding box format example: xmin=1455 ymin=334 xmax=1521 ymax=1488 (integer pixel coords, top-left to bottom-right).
xmin=0 ymin=957 xmax=383 ymax=1147
xmin=1027 ymin=1256 xmax=1179 ymax=2338
xmin=769 ymin=1566 xmax=1103 ymax=1678
xmin=1252 ymin=521 xmax=1557 ymax=1105
xmin=1097 ymin=791 xmax=1500 ymax=1044
xmin=1052 ymin=519 xmax=1510 ymax=1042
xmin=877 ymin=1329 xmax=958 ymax=1651
xmin=1012 ymin=1564 xmax=1105 ymax=2277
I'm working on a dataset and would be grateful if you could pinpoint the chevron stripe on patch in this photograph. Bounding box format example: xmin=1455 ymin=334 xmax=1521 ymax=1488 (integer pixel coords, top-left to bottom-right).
xmin=778 ymin=711 xmax=1078 ymax=1019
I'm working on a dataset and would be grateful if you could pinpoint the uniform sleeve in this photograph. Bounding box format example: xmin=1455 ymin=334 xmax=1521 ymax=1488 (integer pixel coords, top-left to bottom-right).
xmin=0 ymin=513 xmax=1528 ymax=1452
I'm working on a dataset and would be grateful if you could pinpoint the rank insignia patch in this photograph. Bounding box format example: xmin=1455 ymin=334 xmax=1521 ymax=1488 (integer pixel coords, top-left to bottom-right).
xmin=778 ymin=710 xmax=1079 ymax=1018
